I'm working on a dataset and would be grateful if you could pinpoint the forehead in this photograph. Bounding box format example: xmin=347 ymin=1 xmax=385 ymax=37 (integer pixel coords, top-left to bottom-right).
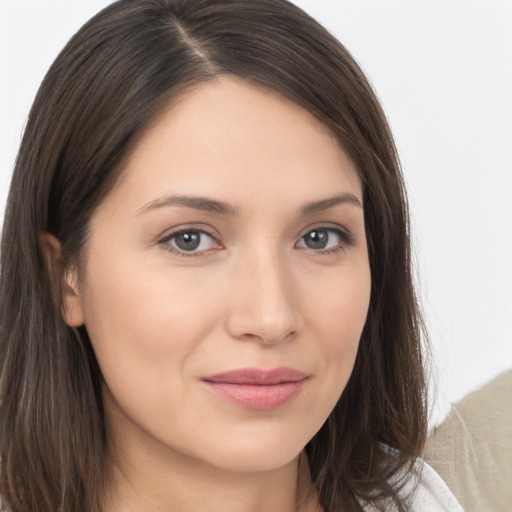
xmin=105 ymin=76 xmax=362 ymax=215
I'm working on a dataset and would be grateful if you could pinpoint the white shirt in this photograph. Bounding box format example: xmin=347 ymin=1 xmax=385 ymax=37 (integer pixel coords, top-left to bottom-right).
xmin=409 ymin=460 xmax=465 ymax=512
xmin=363 ymin=459 xmax=465 ymax=512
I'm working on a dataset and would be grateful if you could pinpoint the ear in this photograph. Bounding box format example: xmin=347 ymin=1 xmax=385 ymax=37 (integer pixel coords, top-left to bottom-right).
xmin=39 ymin=233 xmax=85 ymax=327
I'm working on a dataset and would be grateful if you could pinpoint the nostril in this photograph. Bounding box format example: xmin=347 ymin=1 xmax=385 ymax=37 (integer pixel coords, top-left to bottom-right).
xmin=260 ymin=330 xmax=296 ymax=345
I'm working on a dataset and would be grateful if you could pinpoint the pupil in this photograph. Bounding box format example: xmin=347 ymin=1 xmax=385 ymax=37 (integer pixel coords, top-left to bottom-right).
xmin=175 ymin=232 xmax=200 ymax=251
xmin=306 ymin=230 xmax=328 ymax=249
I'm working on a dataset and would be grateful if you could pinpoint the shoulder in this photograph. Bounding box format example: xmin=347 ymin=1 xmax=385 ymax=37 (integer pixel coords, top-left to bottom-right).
xmin=424 ymin=370 xmax=512 ymax=511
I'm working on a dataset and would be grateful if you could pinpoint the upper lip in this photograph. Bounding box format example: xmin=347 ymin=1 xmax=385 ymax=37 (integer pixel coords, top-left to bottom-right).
xmin=202 ymin=367 xmax=308 ymax=385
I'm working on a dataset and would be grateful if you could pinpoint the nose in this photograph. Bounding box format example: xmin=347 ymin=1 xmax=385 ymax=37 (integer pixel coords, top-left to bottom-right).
xmin=225 ymin=249 xmax=301 ymax=345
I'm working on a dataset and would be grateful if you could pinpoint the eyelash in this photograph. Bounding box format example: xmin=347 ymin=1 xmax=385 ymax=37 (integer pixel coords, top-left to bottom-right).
xmin=158 ymin=226 xmax=354 ymax=258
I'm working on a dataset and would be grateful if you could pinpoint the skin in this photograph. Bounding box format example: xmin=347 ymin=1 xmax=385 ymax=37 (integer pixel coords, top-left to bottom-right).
xmin=58 ymin=77 xmax=371 ymax=512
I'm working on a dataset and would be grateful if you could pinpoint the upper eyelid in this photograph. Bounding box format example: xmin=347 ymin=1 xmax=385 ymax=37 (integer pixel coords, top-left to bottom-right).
xmin=297 ymin=223 xmax=353 ymax=240
xmin=297 ymin=227 xmax=352 ymax=245
xmin=159 ymin=224 xmax=350 ymax=238
xmin=157 ymin=223 xmax=354 ymax=249
xmin=158 ymin=224 xmax=219 ymax=243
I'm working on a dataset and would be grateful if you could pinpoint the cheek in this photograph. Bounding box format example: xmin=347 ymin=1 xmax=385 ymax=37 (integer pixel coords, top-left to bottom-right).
xmin=312 ymin=265 xmax=371 ymax=344
xmin=79 ymin=256 xmax=225 ymax=415
xmin=305 ymin=264 xmax=371 ymax=392
xmin=82 ymin=258 xmax=217 ymax=353
xmin=79 ymin=259 xmax=226 ymax=434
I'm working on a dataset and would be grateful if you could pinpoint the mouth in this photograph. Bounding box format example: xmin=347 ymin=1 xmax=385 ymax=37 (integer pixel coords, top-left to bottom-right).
xmin=201 ymin=367 xmax=308 ymax=410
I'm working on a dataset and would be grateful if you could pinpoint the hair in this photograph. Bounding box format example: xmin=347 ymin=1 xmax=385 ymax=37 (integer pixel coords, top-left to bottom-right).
xmin=0 ymin=1 xmax=428 ymax=511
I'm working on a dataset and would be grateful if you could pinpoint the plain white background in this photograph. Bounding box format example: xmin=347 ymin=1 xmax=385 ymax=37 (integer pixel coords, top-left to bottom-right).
xmin=1 ymin=0 xmax=511 ymax=426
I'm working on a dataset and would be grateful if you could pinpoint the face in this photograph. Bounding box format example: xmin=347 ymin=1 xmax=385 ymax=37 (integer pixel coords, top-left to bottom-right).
xmin=64 ymin=77 xmax=371 ymax=473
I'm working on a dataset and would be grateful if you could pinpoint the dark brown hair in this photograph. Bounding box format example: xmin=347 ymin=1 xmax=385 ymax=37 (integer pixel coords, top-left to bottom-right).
xmin=0 ymin=1 xmax=428 ymax=511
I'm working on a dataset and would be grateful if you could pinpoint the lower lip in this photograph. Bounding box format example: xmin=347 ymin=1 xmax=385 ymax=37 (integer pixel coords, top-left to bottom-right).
xmin=202 ymin=380 xmax=306 ymax=410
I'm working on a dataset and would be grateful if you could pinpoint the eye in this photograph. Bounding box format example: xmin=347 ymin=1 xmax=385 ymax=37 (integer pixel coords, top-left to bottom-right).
xmin=297 ymin=227 xmax=350 ymax=252
xmin=161 ymin=229 xmax=219 ymax=255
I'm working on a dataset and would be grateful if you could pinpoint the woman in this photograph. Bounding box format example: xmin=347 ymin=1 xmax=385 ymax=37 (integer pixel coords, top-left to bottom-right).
xmin=0 ymin=1 xmax=463 ymax=511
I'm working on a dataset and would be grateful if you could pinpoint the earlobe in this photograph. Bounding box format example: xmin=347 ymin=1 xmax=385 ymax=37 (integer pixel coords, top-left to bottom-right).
xmin=38 ymin=233 xmax=85 ymax=327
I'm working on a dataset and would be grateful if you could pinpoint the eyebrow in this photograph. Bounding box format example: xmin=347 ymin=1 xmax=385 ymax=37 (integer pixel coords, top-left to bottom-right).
xmin=300 ymin=193 xmax=362 ymax=214
xmin=136 ymin=192 xmax=362 ymax=216
xmin=136 ymin=194 xmax=240 ymax=216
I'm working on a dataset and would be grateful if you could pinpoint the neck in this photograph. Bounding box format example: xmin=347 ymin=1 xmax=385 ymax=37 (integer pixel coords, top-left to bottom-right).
xmin=102 ymin=411 xmax=321 ymax=512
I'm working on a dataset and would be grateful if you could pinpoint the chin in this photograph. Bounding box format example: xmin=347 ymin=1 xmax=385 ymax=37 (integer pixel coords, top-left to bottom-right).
xmin=208 ymin=447 xmax=302 ymax=473
xmin=189 ymin=425 xmax=312 ymax=473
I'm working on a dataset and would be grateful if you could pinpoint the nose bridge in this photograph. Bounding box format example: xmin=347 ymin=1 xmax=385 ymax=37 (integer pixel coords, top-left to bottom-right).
xmin=227 ymin=243 xmax=299 ymax=344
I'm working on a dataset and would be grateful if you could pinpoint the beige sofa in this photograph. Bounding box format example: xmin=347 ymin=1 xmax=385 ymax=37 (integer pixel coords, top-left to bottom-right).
xmin=424 ymin=370 xmax=512 ymax=512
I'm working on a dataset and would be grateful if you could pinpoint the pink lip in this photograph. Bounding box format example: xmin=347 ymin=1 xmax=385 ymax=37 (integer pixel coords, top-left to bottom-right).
xmin=201 ymin=367 xmax=308 ymax=410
